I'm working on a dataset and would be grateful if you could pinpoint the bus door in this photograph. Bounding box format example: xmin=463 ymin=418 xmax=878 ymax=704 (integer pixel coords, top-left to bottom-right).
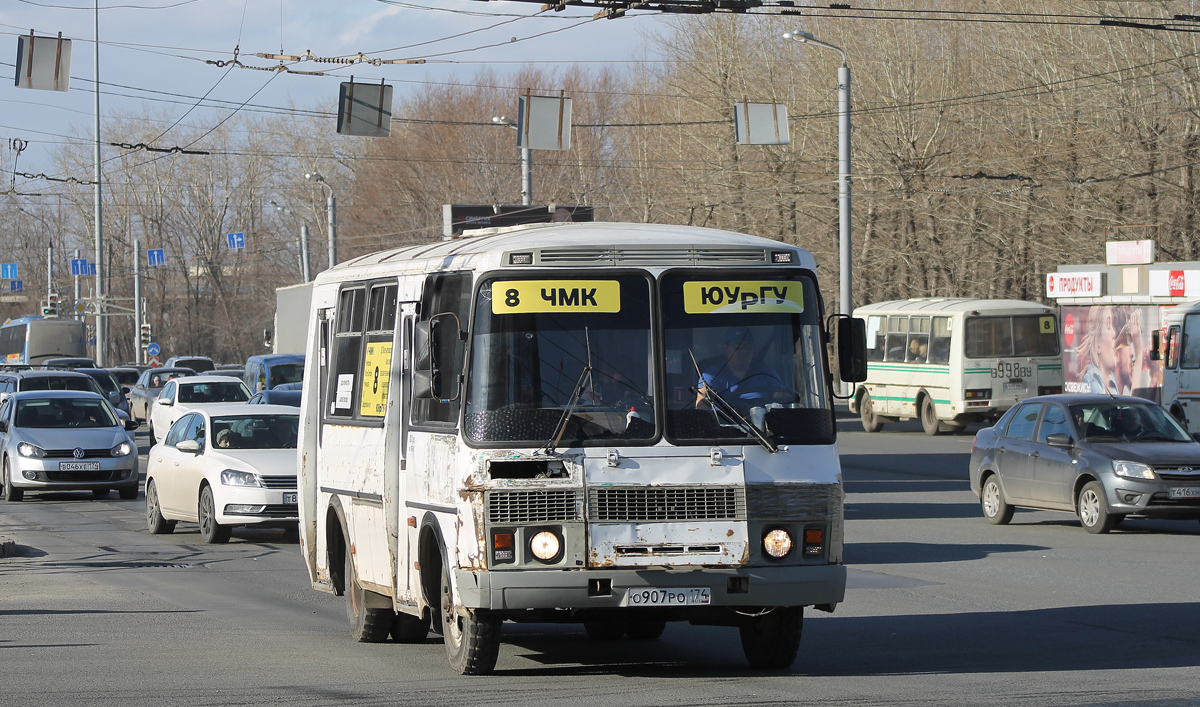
xmin=1175 ymin=314 xmax=1200 ymax=429
xmin=394 ymin=302 xmax=417 ymax=595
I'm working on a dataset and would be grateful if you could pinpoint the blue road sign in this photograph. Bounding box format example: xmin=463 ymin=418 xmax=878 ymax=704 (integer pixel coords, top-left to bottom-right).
xmin=227 ymin=232 xmax=246 ymax=250
xmin=87 ymin=262 xmax=97 ymax=276
xmin=71 ymin=258 xmax=88 ymax=276
xmin=9 ymin=281 xmax=22 ymax=293
xmin=0 ymin=264 xmax=18 ymax=280
xmin=147 ymin=248 xmax=165 ymax=266
xmin=147 ymin=342 xmax=161 ymax=357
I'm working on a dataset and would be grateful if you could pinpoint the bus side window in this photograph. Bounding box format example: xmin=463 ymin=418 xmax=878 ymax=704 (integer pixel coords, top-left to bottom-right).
xmin=928 ymin=317 xmax=951 ymax=364
xmin=328 ymin=287 xmax=366 ymax=417
xmin=1182 ymin=315 xmax=1200 ymax=370
xmin=865 ymin=316 xmax=885 ymax=361
xmin=357 ymin=283 xmax=398 ymax=419
xmin=885 ymin=316 xmax=908 ymax=362
xmin=907 ymin=317 xmax=930 ymax=363
xmin=1168 ymin=326 xmax=1181 ymax=369
xmin=413 ymin=272 xmax=472 ymax=426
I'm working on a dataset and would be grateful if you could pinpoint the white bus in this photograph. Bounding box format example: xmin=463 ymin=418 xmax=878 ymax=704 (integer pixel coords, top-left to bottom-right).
xmin=298 ymin=222 xmax=866 ymax=674
xmin=0 ymin=316 xmax=88 ymax=366
xmin=849 ymin=298 xmax=1062 ymax=435
xmin=1155 ymin=299 xmax=1200 ymax=430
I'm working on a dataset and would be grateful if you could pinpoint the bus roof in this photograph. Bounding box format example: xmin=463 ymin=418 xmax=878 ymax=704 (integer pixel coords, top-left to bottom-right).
xmin=314 ymin=222 xmax=815 ymax=284
xmin=854 ymin=298 xmax=1055 ymax=315
xmin=1 ymin=316 xmax=80 ymax=328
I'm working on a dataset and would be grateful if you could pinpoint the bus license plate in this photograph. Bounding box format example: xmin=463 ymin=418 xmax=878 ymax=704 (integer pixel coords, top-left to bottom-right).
xmin=1168 ymin=487 xmax=1200 ymax=499
xmin=625 ymin=587 xmax=711 ymax=607
xmin=59 ymin=461 xmax=100 ymax=471
xmin=1003 ymin=381 xmax=1027 ymax=391
xmin=283 ymin=492 xmax=298 ymax=505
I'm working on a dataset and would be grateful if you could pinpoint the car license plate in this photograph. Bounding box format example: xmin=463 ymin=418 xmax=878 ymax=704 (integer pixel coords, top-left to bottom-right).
xmin=624 ymin=587 xmax=711 ymax=607
xmin=1168 ymin=487 xmax=1200 ymax=499
xmin=58 ymin=461 xmax=100 ymax=471
xmin=283 ymin=492 xmax=298 ymax=505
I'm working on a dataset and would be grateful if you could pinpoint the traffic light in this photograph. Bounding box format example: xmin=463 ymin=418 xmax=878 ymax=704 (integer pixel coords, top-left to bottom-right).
xmin=41 ymin=292 xmax=59 ymax=316
xmin=139 ymin=323 xmax=152 ymax=347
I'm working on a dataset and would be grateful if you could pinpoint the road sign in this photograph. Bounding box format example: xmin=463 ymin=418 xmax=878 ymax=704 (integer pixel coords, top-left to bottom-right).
xmin=9 ymin=281 xmax=22 ymax=293
xmin=74 ymin=302 xmax=86 ymax=313
xmin=147 ymin=249 xmax=165 ymax=266
xmin=147 ymin=356 xmax=160 ymax=368
xmin=88 ymin=262 xmax=96 ymax=276
xmin=227 ymin=232 xmax=246 ymax=250
xmin=0 ymin=264 xmax=18 ymax=280
xmin=70 ymin=259 xmax=88 ymax=276
xmin=147 ymin=342 xmax=161 ymax=357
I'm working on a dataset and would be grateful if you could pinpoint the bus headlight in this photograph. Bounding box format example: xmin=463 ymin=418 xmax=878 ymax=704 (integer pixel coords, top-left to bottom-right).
xmin=17 ymin=443 xmax=45 ymax=458
xmin=762 ymin=528 xmax=793 ymax=559
xmin=529 ymin=530 xmax=562 ymax=563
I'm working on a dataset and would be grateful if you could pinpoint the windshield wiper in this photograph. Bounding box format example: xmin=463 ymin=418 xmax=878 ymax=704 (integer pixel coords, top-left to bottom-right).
xmin=689 ymin=350 xmax=777 ymax=453
xmin=542 ymin=328 xmax=594 ymax=456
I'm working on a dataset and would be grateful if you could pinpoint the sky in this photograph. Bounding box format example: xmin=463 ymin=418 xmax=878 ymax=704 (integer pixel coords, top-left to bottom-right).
xmin=0 ymin=0 xmax=674 ymax=182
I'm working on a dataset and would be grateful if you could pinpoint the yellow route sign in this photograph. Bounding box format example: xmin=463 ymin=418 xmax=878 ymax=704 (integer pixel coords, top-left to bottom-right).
xmin=683 ymin=281 xmax=803 ymax=314
xmin=491 ymin=280 xmax=620 ymax=314
xmin=359 ymin=341 xmax=393 ymax=417
xmin=1039 ymin=316 xmax=1056 ymax=334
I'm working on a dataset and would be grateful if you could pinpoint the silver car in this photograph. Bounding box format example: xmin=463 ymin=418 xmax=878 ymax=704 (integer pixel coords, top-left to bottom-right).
xmin=970 ymin=394 xmax=1200 ymax=533
xmin=0 ymin=391 xmax=140 ymax=502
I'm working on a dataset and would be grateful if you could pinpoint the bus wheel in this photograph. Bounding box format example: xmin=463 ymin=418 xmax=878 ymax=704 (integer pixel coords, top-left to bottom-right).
xmin=860 ymin=393 xmax=883 ymax=433
xmin=440 ymin=568 xmax=501 ymax=675
xmin=739 ymin=607 xmax=802 ymax=669
xmin=343 ymin=550 xmax=393 ymax=643
xmin=920 ymin=396 xmax=943 ymax=436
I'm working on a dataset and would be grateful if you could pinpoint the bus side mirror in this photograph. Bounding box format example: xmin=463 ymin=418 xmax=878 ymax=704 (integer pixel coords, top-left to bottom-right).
xmin=413 ymin=313 xmax=463 ymax=402
xmin=1150 ymin=330 xmax=1161 ymax=361
xmin=831 ymin=315 xmax=868 ymax=383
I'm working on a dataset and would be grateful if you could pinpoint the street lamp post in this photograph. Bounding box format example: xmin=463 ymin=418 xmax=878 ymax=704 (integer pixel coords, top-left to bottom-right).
xmin=305 ymin=172 xmax=337 ymax=269
xmin=272 ymin=200 xmax=311 ymax=282
xmin=492 ymin=115 xmax=532 ymax=206
xmin=783 ymin=30 xmax=852 ymax=319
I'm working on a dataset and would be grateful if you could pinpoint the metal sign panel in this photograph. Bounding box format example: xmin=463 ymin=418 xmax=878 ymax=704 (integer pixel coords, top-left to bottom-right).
xmin=337 ymin=81 xmax=393 ymax=138
xmin=227 ymin=232 xmax=246 ymax=250
xmin=1105 ymin=239 xmax=1156 ymax=265
xmin=147 ymin=342 xmax=161 ymax=357
xmin=442 ymin=204 xmax=594 ymax=236
xmin=70 ymin=259 xmax=88 ymax=276
xmin=1046 ymin=272 xmax=1103 ymax=298
xmin=0 ymin=264 xmax=18 ymax=280
xmin=14 ymin=33 xmax=72 ymax=92
xmin=733 ymin=102 xmax=790 ymax=145
xmin=518 ymin=94 xmax=572 ymax=151
xmin=147 ymin=248 xmax=165 ymax=266
xmin=9 ymin=281 xmax=22 ymax=293
xmin=88 ymin=262 xmax=96 ymax=276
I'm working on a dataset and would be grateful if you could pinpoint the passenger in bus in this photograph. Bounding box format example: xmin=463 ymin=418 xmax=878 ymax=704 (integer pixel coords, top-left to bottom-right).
xmin=695 ymin=327 xmax=790 ymax=409
xmin=1075 ymin=305 xmax=1118 ymax=394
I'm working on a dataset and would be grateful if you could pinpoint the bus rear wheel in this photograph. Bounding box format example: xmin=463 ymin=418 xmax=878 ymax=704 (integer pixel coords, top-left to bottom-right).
xmin=920 ymin=396 xmax=943 ymax=436
xmin=439 ymin=568 xmax=501 ymax=675
xmin=739 ymin=607 xmax=802 ymax=669
xmin=344 ymin=550 xmax=392 ymax=643
xmin=860 ymin=392 xmax=883 ymax=433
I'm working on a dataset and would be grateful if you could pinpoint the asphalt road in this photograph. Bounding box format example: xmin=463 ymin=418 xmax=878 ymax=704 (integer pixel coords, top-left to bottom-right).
xmin=1 ymin=419 xmax=1198 ymax=707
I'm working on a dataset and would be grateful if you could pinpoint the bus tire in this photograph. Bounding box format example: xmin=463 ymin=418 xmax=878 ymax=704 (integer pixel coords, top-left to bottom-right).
xmin=859 ymin=392 xmax=883 ymax=433
xmin=440 ymin=567 xmax=501 ymax=675
xmin=344 ymin=550 xmax=393 ymax=643
xmin=739 ymin=607 xmax=802 ymax=670
xmin=920 ymin=395 xmax=943 ymax=436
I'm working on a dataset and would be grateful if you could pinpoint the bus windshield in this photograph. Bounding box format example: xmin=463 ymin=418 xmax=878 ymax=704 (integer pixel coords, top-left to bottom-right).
xmin=465 ymin=274 xmax=656 ymax=446
xmin=661 ymin=270 xmax=833 ymax=446
xmin=965 ymin=314 xmax=1059 ymax=358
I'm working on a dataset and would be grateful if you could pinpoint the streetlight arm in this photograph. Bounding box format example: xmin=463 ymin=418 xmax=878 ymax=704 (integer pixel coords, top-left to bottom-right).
xmin=782 ymin=31 xmax=847 ymax=66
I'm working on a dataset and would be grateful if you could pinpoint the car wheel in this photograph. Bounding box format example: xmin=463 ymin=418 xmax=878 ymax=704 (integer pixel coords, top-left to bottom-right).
xmin=1077 ymin=481 xmax=1116 ymax=534
xmin=739 ymin=607 xmax=803 ymax=669
xmin=391 ymin=611 xmax=430 ymax=643
xmin=584 ymin=620 xmax=627 ymax=640
xmin=118 ymin=483 xmax=139 ymax=500
xmin=198 ymin=485 xmax=231 ymax=543
xmin=860 ymin=392 xmax=883 ymax=433
xmin=440 ymin=566 xmax=501 ymax=674
xmin=3 ymin=459 xmax=23 ymax=502
xmin=92 ymin=488 xmax=111 ymax=498
xmin=981 ymin=474 xmax=1014 ymax=525
xmin=920 ymin=395 xmax=943 ymax=436
xmin=146 ymin=481 xmax=176 ymax=534
xmin=343 ymin=548 xmax=393 ymax=642
xmin=626 ymin=620 xmax=667 ymax=640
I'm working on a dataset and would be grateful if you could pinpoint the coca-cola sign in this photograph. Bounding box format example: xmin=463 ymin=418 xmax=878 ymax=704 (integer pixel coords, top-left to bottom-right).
xmin=1046 ymin=272 xmax=1103 ymax=298
xmin=1169 ymin=270 xmax=1186 ymax=297
xmin=1148 ymin=269 xmax=1200 ymax=297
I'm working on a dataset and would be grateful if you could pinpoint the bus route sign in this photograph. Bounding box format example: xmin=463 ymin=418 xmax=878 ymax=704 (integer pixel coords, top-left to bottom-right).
xmin=490 ymin=280 xmax=620 ymax=314
xmin=682 ymin=281 xmax=804 ymax=315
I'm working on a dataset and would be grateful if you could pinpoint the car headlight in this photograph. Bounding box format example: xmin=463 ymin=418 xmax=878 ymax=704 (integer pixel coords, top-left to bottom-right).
xmin=110 ymin=442 xmax=134 ymax=457
xmin=529 ymin=530 xmax=562 ymax=563
xmin=762 ymin=528 xmax=794 ymax=559
xmin=220 ymin=469 xmax=262 ymax=487
xmin=1112 ymin=461 xmax=1157 ymax=480
xmin=17 ymin=442 xmax=45 ymax=458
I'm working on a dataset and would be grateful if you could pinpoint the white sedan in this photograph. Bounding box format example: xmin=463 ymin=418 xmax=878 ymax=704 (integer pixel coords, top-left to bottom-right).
xmin=145 ymin=404 xmax=299 ymax=543
xmin=148 ymin=375 xmax=251 ymax=444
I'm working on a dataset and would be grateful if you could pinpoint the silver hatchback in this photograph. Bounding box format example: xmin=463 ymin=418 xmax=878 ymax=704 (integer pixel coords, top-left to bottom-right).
xmin=0 ymin=391 xmax=140 ymax=501
xmin=970 ymin=394 xmax=1200 ymax=533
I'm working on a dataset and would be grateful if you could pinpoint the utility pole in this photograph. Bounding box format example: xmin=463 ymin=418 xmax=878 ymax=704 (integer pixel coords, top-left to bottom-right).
xmin=73 ymin=248 xmax=81 ymax=319
xmin=93 ymin=0 xmax=106 ymax=366
xmin=46 ymin=243 xmax=53 ymax=305
xmin=133 ymin=239 xmax=143 ymax=365
xmin=300 ymin=224 xmax=312 ymax=282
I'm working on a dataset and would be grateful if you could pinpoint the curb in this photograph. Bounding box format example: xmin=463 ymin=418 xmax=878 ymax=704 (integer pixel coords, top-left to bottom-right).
xmin=0 ymin=535 xmax=17 ymax=557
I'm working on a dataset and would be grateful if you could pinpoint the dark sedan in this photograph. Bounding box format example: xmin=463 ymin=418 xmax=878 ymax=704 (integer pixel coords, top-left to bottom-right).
xmin=970 ymin=394 xmax=1200 ymax=533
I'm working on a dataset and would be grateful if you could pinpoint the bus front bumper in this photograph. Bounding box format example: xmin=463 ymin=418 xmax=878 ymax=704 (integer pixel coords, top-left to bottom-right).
xmin=454 ymin=564 xmax=846 ymax=611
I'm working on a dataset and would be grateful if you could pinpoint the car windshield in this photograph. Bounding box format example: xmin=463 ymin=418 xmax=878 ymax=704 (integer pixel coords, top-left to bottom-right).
xmin=1069 ymin=402 xmax=1191 ymax=442
xmin=110 ymin=370 xmax=140 ymax=385
xmin=179 ymin=382 xmax=250 ymax=403
xmin=21 ymin=376 xmax=103 ymax=394
xmin=661 ymin=270 xmax=833 ymax=446
xmin=89 ymin=373 xmax=119 ymax=394
xmin=15 ymin=398 xmax=118 ymax=428
xmin=465 ymin=274 xmax=656 ymax=446
xmin=211 ymin=414 xmax=299 ymax=449
xmin=267 ymin=363 xmax=304 ymax=386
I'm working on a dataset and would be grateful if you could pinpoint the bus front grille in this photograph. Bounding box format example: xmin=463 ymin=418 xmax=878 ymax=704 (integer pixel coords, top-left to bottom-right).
xmin=587 ymin=486 xmax=746 ymax=522
xmin=487 ymin=489 xmax=583 ymax=524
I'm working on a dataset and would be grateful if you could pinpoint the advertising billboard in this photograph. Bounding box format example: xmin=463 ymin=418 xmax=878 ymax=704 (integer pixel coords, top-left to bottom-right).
xmin=1061 ymin=305 xmax=1163 ymax=402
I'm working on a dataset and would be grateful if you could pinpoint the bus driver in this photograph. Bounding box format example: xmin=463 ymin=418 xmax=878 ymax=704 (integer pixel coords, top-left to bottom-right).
xmin=695 ymin=327 xmax=791 ymax=410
